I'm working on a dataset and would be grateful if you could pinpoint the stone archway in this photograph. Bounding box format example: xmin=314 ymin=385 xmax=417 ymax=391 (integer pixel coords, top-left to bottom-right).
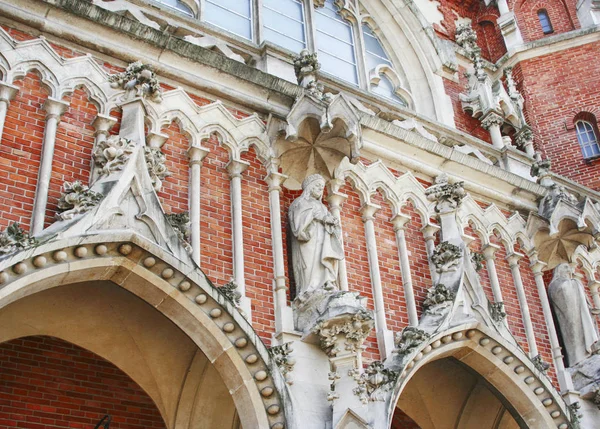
xmin=387 ymin=324 xmax=573 ymax=429
xmin=0 ymin=233 xmax=289 ymax=429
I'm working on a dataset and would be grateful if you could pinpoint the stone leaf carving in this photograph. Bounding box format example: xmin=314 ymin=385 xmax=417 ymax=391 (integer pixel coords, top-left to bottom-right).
xmin=292 ymin=50 xmax=332 ymax=103
xmin=166 ymin=212 xmax=191 ymax=254
xmin=394 ymin=326 xmax=430 ymax=356
xmin=0 ymin=223 xmax=36 ymax=256
xmin=270 ymin=342 xmax=295 ymax=385
xmin=217 ymin=281 xmax=242 ymax=307
xmin=423 ymin=283 xmax=456 ymax=313
xmin=56 ymin=181 xmax=103 ymax=221
xmin=489 ymin=301 xmax=507 ymax=323
xmin=93 ymin=135 xmax=135 ymax=177
xmin=531 ymin=354 xmax=550 ymax=373
xmin=144 ymin=146 xmax=171 ymax=192
xmin=327 ymin=371 xmax=341 ymax=402
xmin=568 ymin=402 xmax=582 ymax=429
xmin=351 ymin=361 xmax=398 ymax=404
xmin=431 ymin=241 xmax=462 ymax=273
xmin=109 ymin=61 xmax=163 ymax=102
xmin=471 ymin=252 xmax=485 ymax=272
xmin=312 ymin=310 xmax=373 ymax=357
xmin=455 ymin=23 xmax=478 ymax=54
xmin=425 ymin=173 xmax=465 ymax=213
xmin=531 ymin=151 xmax=551 ymax=179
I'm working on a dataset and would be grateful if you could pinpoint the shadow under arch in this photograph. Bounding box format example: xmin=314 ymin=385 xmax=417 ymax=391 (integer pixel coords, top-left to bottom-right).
xmin=387 ymin=323 xmax=572 ymax=429
xmin=0 ymin=232 xmax=290 ymax=429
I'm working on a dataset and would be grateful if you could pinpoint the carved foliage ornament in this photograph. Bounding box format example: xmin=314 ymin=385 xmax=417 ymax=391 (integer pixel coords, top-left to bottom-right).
xmin=270 ymin=342 xmax=295 ymax=385
xmin=292 ymin=50 xmax=332 ymax=103
xmin=426 ymin=174 xmax=466 ymax=213
xmin=166 ymin=212 xmax=191 ymax=253
xmin=489 ymin=301 xmax=507 ymax=323
xmin=431 ymin=241 xmax=462 ymax=273
xmin=531 ymin=354 xmax=550 ymax=373
xmin=530 ymin=152 xmax=551 ymax=178
xmin=109 ymin=61 xmax=163 ymax=102
xmin=423 ymin=283 xmax=456 ymax=313
xmin=0 ymin=223 xmax=36 ymax=256
xmin=217 ymin=281 xmax=242 ymax=307
xmin=312 ymin=310 xmax=373 ymax=357
xmin=144 ymin=146 xmax=171 ymax=192
xmin=395 ymin=326 xmax=430 ymax=355
xmin=455 ymin=23 xmax=478 ymax=54
xmin=471 ymin=252 xmax=485 ymax=272
xmin=93 ymin=136 xmax=135 ymax=178
xmin=351 ymin=361 xmax=398 ymax=404
xmin=56 ymin=181 xmax=103 ymax=221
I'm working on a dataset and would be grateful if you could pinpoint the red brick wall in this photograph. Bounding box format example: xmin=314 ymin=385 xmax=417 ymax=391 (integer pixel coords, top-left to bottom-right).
xmin=517 ymin=42 xmax=600 ymax=190
xmin=158 ymin=121 xmax=190 ymax=214
xmin=0 ymin=336 xmax=165 ymax=429
xmin=513 ymin=0 xmax=578 ymax=42
xmin=0 ymin=72 xmax=47 ymax=231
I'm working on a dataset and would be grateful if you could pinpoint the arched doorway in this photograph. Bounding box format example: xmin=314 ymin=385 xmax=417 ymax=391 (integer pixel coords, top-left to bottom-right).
xmin=392 ymin=358 xmax=521 ymax=428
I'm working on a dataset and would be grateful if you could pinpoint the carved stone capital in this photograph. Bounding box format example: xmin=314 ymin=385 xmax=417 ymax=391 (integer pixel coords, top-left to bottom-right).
xmin=0 ymin=81 xmax=18 ymax=104
xmin=56 ymin=181 xmax=103 ymax=221
xmin=482 ymin=243 xmax=501 ymax=260
xmin=226 ymin=159 xmax=250 ymax=179
xmin=391 ymin=213 xmax=411 ymax=232
xmin=360 ymin=203 xmax=380 ymax=223
xmin=480 ymin=112 xmax=504 ymax=130
xmin=92 ymin=114 xmax=118 ymax=137
xmin=505 ymin=252 xmax=524 ymax=268
xmin=421 ymin=223 xmax=440 ymax=241
xmin=188 ymin=146 xmax=209 ymax=166
xmin=146 ymin=131 xmax=168 ymax=148
xmin=528 ymin=251 xmax=547 ymax=274
xmin=43 ymin=97 xmax=69 ymax=121
xmin=265 ymin=171 xmax=287 ymax=193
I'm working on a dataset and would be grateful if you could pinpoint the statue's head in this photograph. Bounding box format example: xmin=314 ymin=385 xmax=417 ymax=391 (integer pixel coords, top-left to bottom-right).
xmin=302 ymin=174 xmax=326 ymax=200
xmin=553 ymin=263 xmax=573 ymax=281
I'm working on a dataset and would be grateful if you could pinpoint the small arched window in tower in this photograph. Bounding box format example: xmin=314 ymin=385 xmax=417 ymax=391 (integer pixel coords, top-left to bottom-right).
xmin=537 ymin=9 xmax=554 ymax=34
xmin=576 ymin=120 xmax=600 ymax=159
xmin=315 ymin=0 xmax=359 ymax=85
xmin=205 ymin=0 xmax=253 ymax=40
xmin=262 ymin=0 xmax=306 ymax=52
xmin=156 ymin=0 xmax=193 ymax=15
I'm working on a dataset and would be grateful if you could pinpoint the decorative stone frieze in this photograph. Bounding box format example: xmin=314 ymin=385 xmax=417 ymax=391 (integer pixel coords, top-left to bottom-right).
xmin=93 ymin=135 xmax=135 ymax=178
xmin=109 ymin=61 xmax=163 ymax=102
xmin=489 ymin=301 xmax=507 ymax=323
xmin=144 ymin=146 xmax=171 ymax=192
xmin=0 ymin=223 xmax=36 ymax=256
xmin=425 ymin=173 xmax=465 ymax=214
xmin=350 ymin=361 xmax=398 ymax=404
xmin=217 ymin=281 xmax=242 ymax=307
xmin=166 ymin=212 xmax=192 ymax=253
xmin=394 ymin=326 xmax=430 ymax=356
xmin=270 ymin=342 xmax=295 ymax=385
xmin=422 ymin=283 xmax=456 ymax=313
xmin=431 ymin=241 xmax=462 ymax=273
xmin=56 ymin=181 xmax=103 ymax=221
xmin=471 ymin=252 xmax=485 ymax=272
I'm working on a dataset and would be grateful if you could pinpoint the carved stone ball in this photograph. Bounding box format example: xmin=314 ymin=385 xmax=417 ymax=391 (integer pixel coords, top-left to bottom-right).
xmin=209 ymin=308 xmax=222 ymax=318
xmin=95 ymin=244 xmax=108 ymax=255
xmin=0 ymin=272 xmax=8 ymax=284
xmin=271 ymin=423 xmax=285 ymax=429
xmin=178 ymin=281 xmax=191 ymax=291
xmin=33 ymin=256 xmax=47 ymax=268
xmin=74 ymin=246 xmax=88 ymax=258
xmin=267 ymin=405 xmax=280 ymax=415
xmin=223 ymin=323 xmax=235 ymax=333
xmin=195 ymin=294 xmax=207 ymax=304
xmin=53 ymin=250 xmax=68 ymax=262
xmin=143 ymin=257 xmax=156 ymax=268
xmin=261 ymin=387 xmax=274 ymax=397
xmin=542 ymin=398 xmax=553 ymax=407
xmin=119 ymin=244 xmax=132 ymax=255
xmin=245 ymin=354 xmax=258 ymax=364
xmin=254 ymin=370 xmax=268 ymax=381
xmin=13 ymin=262 xmax=27 ymax=275
xmin=235 ymin=338 xmax=248 ymax=348
xmin=551 ymin=411 xmax=561 ymax=418
xmin=161 ymin=268 xmax=174 ymax=279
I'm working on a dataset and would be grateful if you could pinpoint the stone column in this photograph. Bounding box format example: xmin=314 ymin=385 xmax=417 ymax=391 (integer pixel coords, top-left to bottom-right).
xmin=530 ymin=254 xmax=574 ymax=391
xmin=266 ymin=169 xmax=294 ymax=332
xmin=188 ymin=146 xmax=209 ymax=265
xmin=0 ymin=82 xmax=18 ymax=144
xmin=506 ymin=252 xmax=538 ymax=358
xmin=361 ymin=202 xmax=394 ymax=358
xmin=422 ymin=223 xmax=440 ymax=280
xmin=31 ymin=97 xmax=70 ymax=235
xmin=497 ymin=0 xmax=510 ymax=15
xmin=327 ymin=178 xmax=348 ymax=292
xmin=482 ymin=243 xmax=505 ymax=302
xmin=481 ymin=112 xmax=505 ymax=150
xmin=588 ymin=279 xmax=600 ymax=314
xmin=391 ymin=213 xmax=418 ymax=327
xmin=91 ymin=114 xmax=117 ymax=182
xmin=227 ymin=159 xmax=252 ymax=318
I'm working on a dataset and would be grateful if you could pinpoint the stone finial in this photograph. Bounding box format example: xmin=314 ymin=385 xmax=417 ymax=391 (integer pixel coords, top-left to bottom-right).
xmin=530 ymin=151 xmax=552 ymax=183
xmin=425 ymin=174 xmax=466 ymax=214
xmin=0 ymin=223 xmax=36 ymax=256
xmin=489 ymin=301 xmax=507 ymax=322
xmin=93 ymin=135 xmax=136 ymax=178
xmin=108 ymin=61 xmax=163 ymax=102
xmin=531 ymin=354 xmax=550 ymax=373
xmin=270 ymin=343 xmax=295 ymax=385
xmin=56 ymin=181 xmax=103 ymax=221
xmin=431 ymin=241 xmax=462 ymax=273
xmin=144 ymin=146 xmax=171 ymax=192
xmin=351 ymin=361 xmax=398 ymax=403
xmin=515 ymin=126 xmax=535 ymax=155
xmin=292 ymin=50 xmax=332 ymax=102
xmin=218 ymin=280 xmax=242 ymax=307
xmin=394 ymin=326 xmax=430 ymax=355
xmin=471 ymin=252 xmax=485 ymax=272
xmin=166 ymin=212 xmax=191 ymax=253
xmin=423 ymin=283 xmax=456 ymax=313
xmin=455 ymin=23 xmax=478 ymax=55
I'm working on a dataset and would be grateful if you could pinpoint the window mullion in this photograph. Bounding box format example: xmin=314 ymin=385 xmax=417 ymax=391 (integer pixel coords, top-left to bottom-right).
xmin=305 ymin=0 xmax=318 ymax=53
xmin=255 ymin=0 xmax=263 ymax=44
xmin=353 ymin=18 xmax=369 ymax=90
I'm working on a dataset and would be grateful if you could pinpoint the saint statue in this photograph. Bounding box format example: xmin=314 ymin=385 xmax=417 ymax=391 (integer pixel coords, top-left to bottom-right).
xmin=548 ymin=263 xmax=599 ymax=366
xmin=289 ymin=174 xmax=344 ymax=299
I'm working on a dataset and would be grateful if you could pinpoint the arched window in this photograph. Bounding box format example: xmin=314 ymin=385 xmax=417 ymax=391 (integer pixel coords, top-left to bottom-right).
xmin=262 ymin=0 xmax=306 ymax=52
xmin=156 ymin=0 xmax=193 ymax=15
xmin=205 ymin=0 xmax=253 ymax=40
xmin=576 ymin=120 xmax=600 ymax=159
xmin=537 ymin=9 xmax=553 ymax=34
xmin=371 ymin=75 xmax=407 ymax=106
xmin=315 ymin=0 xmax=359 ymax=85
xmin=362 ymin=24 xmax=392 ymax=70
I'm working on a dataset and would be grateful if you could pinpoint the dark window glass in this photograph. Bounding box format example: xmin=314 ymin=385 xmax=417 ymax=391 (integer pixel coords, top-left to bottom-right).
xmin=576 ymin=120 xmax=600 ymax=159
xmin=538 ymin=10 xmax=553 ymax=34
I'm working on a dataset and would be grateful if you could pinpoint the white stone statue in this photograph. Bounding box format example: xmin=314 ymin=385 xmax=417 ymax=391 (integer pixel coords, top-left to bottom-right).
xmin=289 ymin=174 xmax=344 ymax=299
xmin=549 ymin=263 xmax=599 ymax=366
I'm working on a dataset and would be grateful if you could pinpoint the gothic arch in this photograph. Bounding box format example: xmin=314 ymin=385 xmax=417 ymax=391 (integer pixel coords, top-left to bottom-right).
xmin=0 ymin=233 xmax=290 ymax=429
xmin=388 ymin=324 xmax=572 ymax=429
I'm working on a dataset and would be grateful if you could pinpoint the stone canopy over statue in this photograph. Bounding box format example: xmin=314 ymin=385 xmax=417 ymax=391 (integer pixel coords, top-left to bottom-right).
xmin=289 ymin=174 xmax=344 ymax=300
xmin=549 ymin=263 xmax=600 ymax=366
